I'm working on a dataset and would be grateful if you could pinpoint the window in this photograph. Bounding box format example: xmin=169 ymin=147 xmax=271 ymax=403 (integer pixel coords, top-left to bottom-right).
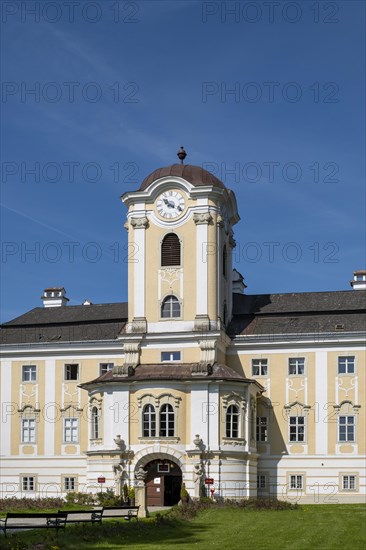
xmin=226 ymin=405 xmax=239 ymax=438
xmin=161 ymin=233 xmax=181 ymax=266
xmin=342 ymin=475 xmax=356 ymax=491
xmin=21 ymin=419 xmax=36 ymax=443
xmin=64 ymin=477 xmax=76 ymax=491
xmin=338 ymin=356 xmax=355 ymax=374
xmin=22 ymin=476 xmax=35 ymax=492
xmin=256 ymin=416 xmax=268 ymax=442
xmin=161 ymin=351 xmax=181 ymax=362
xmin=143 ymin=404 xmax=156 ymax=437
xmin=252 ymin=359 xmax=268 ymax=376
xmin=290 ymin=475 xmax=303 ymax=490
xmin=257 ymin=475 xmax=266 ymax=489
xmin=91 ymin=407 xmax=100 ymax=439
xmin=64 ymin=418 xmax=79 ymax=443
xmin=289 ymin=416 xmax=305 ymax=442
xmin=99 ymin=363 xmax=114 ymax=376
xmin=289 ymin=358 xmax=305 ymax=375
xmin=160 ymin=404 xmax=174 ymax=437
xmin=339 ymin=416 xmax=355 ymax=442
xmin=22 ymin=365 xmax=36 ymax=382
xmin=64 ymin=364 xmax=79 ymax=381
xmin=161 ymin=295 xmax=181 ymax=318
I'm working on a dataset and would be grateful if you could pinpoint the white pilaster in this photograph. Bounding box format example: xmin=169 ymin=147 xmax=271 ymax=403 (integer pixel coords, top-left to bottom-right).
xmin=132 ymin=221 xmax=146 ymax=319
xmin=315 ymin=351 xmax=328 ymax=455
xmin=0 ymin=361 xmax=12 ymax=456
xmin=196 ymin=223 xmax=208 ymax=315
xmin=112 ymin=388 xmax=130 ymax=445
xmin=44 ymin=359 xmax=56 ymax=456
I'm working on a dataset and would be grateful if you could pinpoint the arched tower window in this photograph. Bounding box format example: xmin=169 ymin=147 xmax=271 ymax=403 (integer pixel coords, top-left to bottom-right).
xmin=143 ymin=404 xmax=156 ymax=437
xmin=226 ymin=404 xmax=239 ymax=438
xmin=160 ymin=404 xmax=174 ymax=437
xmin=161 ymin=295 xmax=181 ymax=318
xmin=91 ymin=406 xmax=100 ymax=439
xmin=161 ymin=233 xmax=181 ymax=266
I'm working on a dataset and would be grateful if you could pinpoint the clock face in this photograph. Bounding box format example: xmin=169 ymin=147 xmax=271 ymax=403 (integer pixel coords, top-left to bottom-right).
xmin=156 ymin=190 xmax=185 ymax=219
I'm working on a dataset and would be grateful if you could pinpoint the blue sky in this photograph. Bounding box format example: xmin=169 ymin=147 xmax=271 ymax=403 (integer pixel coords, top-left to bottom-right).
xmin=1 ymin=0 xmax=365 ymax=322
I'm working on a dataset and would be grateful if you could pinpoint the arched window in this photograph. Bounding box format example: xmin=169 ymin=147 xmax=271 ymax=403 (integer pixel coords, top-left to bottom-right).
xmin=161 ymin=233 xmax=181 ymax=266
xmin=161 ymin=295 xmax=181 ymax=318
xmin=226 ymin=405 xmax=239 ymax=438
xmin=143 ymin=404 xmax=156 ymax=437
xmin=91 ymin=406 xmax=100 ymax=439
xmin=223 ymin=245 xmax=227 ymax=277
xmin=160 ymin=404 xmax=174 ymax=437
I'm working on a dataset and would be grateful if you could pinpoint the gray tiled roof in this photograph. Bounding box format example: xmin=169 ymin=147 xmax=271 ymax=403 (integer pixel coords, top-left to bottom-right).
xmin=1 ymin=291 xmax=364 ymax=345
xmin=81 ymin=363 xmax=259 ymax=386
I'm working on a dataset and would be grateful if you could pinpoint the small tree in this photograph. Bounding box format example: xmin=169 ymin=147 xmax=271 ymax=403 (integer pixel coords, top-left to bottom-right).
xmin=123 ymin=483 xmax=129 ymax=503
xmin=180 ymin=482 xmax=189 ymax=504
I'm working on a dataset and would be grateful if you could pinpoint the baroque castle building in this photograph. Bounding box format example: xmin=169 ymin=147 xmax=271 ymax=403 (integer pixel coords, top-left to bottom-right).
xmin=1 ymin=154 xmax=365 ymax=506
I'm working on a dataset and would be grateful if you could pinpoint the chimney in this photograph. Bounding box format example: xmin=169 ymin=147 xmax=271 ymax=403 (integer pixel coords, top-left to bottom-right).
xmin=41 ymin=287 xmax=69 ymax=307
xmin=350 ymin=270 xmax=366 ymax=290
xmin=232 ymin=269 xmax=247 ymax=294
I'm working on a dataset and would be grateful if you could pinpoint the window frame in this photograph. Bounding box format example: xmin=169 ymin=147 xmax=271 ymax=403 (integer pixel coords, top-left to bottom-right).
xmin=256 ymin=416 xmax=268 ymax=442
xmin=161 ymin=351 xmax=181 ymax=362
xmin=63 ymin=476 xmax=77 ymax=492
xmin=161 ymin=233 xmax=181 ymax=267
xmin=257 ymin=475 xmax=266 ymax=490
xmin=21 ymin=418 xmax=36 ymax=444
xmin=340 ymin=474 xmax=358 ymax=492
xmin=289 ymin=474 xmax=303 ymax=490
xmin=159 ymin=403 xmax=175 ymax=437
xmin=160 ymin=295 xmax=181 ymax=319
xmin=64 ymin=364 xmax=79 ymax=381
xmin=252 ymin=359 xmax=268 ymax=377
xmin=22 ymin=365 xmax=37 ymax=382
xmin=226 ymin=404 xmax=239 ymax=438
xmin=99 ymin=362 xmax=114 ymax=376
xmin=142 ymin=404 xmax=156 ymax=437
xmin=288 ymin=358 xmax=305 ymax=376
xmin=289 ymin=415 xmax=306 ymax=443
xmin=338 ymin=415 xmax=355 ymax=442
xmin=21 ymin=476 xmax=36 ymax=492
xmin=63 ymin=417 xmax=79 ymax=443
xmin=91 ymin=406 xmax=100 ymax=440
xmin=338 ymin=356 xmax=355 ymax=375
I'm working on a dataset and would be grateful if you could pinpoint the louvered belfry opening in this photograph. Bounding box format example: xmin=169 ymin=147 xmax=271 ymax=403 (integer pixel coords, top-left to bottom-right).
xmin=161 ymin=233 xmax=181 ymax=266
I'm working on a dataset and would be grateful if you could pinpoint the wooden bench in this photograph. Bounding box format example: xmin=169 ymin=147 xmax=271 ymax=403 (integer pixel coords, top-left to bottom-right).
xmin=101 ymin=506 xmax=139 ymax=522
xmin=0 ymin=511 xmax=67 ymax=537
xmin=58 ymin=509 xmax=103 ymax=525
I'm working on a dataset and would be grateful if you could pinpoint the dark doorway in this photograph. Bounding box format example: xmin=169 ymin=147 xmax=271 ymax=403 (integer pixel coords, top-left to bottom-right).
xmin=144 ymin=459 xmax=182 ymax=506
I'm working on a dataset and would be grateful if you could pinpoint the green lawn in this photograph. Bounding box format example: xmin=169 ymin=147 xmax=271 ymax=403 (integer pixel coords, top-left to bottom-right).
xmin=0 ymin=505 xmax=365 ymax=550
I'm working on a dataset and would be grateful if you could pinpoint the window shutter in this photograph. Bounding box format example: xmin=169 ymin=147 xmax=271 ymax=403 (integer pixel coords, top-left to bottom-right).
xmin=161 ymin=234 xmax=181 ymax=266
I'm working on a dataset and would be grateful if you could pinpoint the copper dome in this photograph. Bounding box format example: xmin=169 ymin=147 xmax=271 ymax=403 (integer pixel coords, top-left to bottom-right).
xmin=139 ymin=164 xmax=226 ymax=191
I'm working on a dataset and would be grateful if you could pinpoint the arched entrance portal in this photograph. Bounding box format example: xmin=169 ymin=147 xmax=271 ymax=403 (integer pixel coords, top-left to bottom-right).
xmin=145 ymin=459 xmax=182 ymax=506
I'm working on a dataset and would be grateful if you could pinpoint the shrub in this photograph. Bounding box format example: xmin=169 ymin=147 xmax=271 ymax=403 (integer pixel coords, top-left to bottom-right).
xmin=180 ymin=483 xmax=189 ymax=504
xmin=0 ymin=497 xmax=65 ymax=511
xmin=65 ymin=492 xmax=95 ymax=506
xmin=96 ymin=488 xmax=124 ymax=507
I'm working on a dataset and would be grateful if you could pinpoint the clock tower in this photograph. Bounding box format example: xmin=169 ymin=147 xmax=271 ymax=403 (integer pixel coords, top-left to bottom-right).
xmin=121 ymin=149 xmax=239 ymax=356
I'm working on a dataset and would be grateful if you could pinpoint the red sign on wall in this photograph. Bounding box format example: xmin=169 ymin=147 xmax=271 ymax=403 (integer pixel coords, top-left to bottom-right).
xmin=97 ymin=477 xmax=106 ymax=483
xmin=205 ymin=478 xmax=214 ymax=485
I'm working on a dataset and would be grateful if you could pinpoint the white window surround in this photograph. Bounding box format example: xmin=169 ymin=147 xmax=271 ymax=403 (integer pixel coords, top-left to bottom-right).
xmin=21 ymin=418 xmax=36 ymax=444
xmin=64 ymin=363 xmax=79 ymax=381
xmin=161 ymin=351 xmax=181 ymax=362
xmin=288 ymin=357 xmax=305 ymax=376
xmin=337 ymin=356 xmax=356 ymax=375
xmin=160 ymin=294 xmax=182 ymax=320
xmin=137 ymin=393 xmax=181 ymax=441
xmin=63 ymin=476 xmax=77 ymax=491
xmin=222 ymin=393 xmax=247 ymax=443
xmin=20 ymin=475 xmax=36 ymax=492
xmin=338 ymin=415 xmax=355 ymax=443
xmin=289 ymin=474 xmax=304 ymax=490
xmin=252 ymin=359 xmax=268 ymax=377
xmin=63 ymin=417 xmax=79 ymax=443
xmin=340 ymin=474 xmax=358 ymax=492
xmin=22 ymin=365 xmax=37 ymax=382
